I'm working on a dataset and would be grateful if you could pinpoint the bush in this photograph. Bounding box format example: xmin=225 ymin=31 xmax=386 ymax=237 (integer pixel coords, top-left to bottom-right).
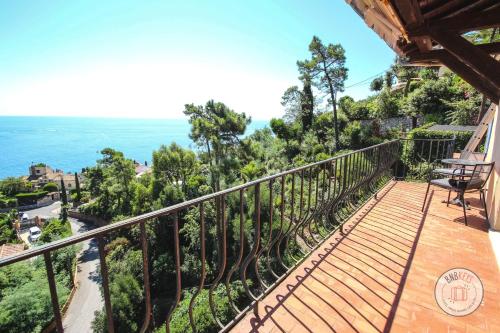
xmin=39 ymin=219 xmax=72 ymax=243
xmin=15 ymin=191 xmax=48 ymax=206
xmin=0 ymin=212 xmax=18 ymax=245
xmin=0 ymin=257 xmax=73 ymax=333
xmin=0 ymin=197 xmax=17 ymax=209
xmin=340 ymin=121 xmax=383 ymax=149
xmin=162 ymin=282 xmax=249 ymax=333
xmin=42 ymin=182 xmax=58 ymax=192
xmin=406 ymin=122 xmax=472 ymax=150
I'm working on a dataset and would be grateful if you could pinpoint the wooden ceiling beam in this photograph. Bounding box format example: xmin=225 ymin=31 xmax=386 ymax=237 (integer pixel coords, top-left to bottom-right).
xmin=428 ymin=29 xmax=500 ymax=89
xmin=423 ymin=0 xmax=468 ymax=20
xmin=391 ymin=0 xmax=433 ymax=52
xmin=409 ymin=6 xmax=500 ymax=37
xmin=434 ymin=51 xmax=499 ymax=102
xmin=407 ymin=41 xmax=500 ymax=62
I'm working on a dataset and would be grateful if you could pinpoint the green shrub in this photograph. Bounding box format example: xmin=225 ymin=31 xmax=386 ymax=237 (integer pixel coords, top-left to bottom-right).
xmin=406 ymin=123 xmax=472 ymax=150
xmin=15 ymin=191 xmax=49 ymax=206
xmin=0 ymin=212 xmax=18 ymax=245
xmin=0 ymin=197 xmax=17 ymax=209
xmin=0 ymin=257 xmax=73 ymax=333
xmin=39 ymin=219 xmax=72 ymax=243
xmin=160 ymin=281 xmax=249 ymax=333
xmin=42 ymin=182 xmax=58 ymax=192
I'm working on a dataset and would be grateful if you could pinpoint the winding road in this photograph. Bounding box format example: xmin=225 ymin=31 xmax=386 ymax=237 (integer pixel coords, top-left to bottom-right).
xmin=22 ymin=203 xmax=102 ymax=332
xmin=63 ymin=219 xmax=102 ymax=333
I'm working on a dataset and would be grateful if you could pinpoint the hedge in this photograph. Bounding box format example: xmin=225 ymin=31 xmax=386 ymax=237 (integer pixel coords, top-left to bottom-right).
xmin=0 ymin=198 xmax=17 ymax=209
xmin=15 ymin=191 xmax=49 ymax=205
xmin=42 ymin=182 xmax=59 ymax=192
xmin=406 ymin=122 xmax=473 ymax=151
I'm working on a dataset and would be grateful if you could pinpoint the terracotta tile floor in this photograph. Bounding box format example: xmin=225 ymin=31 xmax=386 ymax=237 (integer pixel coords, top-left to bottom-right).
xmin=231 ymin=181 xmax=500 ymax=333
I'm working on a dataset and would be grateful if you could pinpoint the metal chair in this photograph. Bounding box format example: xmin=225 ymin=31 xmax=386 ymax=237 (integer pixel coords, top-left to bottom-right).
xmin=421 ymin=162 xmax=495 ymax=226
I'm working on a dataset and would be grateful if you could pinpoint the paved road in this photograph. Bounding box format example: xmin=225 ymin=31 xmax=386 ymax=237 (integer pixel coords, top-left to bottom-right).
xmin=21 ymin=201 xmax=61 ymax=219
xmin=24 ymin=202 xmax=103 ymax=331
xmin=20 ymin=202 xmax=62 ymax=247
xmin=63 ymin=219 xmax=103 ymax=333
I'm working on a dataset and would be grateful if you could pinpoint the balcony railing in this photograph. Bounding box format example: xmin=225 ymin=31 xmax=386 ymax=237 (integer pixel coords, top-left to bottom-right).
xmin=0 ymin=138 xmax=453 ymax=333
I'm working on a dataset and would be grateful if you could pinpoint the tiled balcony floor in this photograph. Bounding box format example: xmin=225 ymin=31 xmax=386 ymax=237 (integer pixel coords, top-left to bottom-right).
xmin=231 ymin=181 xmax=500 ymax=332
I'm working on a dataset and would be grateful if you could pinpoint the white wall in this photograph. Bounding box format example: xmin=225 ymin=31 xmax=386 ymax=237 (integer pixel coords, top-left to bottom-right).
xmin=485 ymin=104 xmax=500 ymax=230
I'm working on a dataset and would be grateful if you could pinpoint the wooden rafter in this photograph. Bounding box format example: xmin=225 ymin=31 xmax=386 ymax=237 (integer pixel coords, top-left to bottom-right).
xmin=429 ymin=29 xmax=500 ymax=89
xmin=345 ymin=0 xmax=500 ymax=103
xmin=423 ymin=0 xmax=469 ymax=20
xmin=408 ymin=42 xmax=500 ymax=62
xmin=391 ymin=0 xmax=433 ymax=52
xmin=409 ymin=6 xmax=500 ymax=37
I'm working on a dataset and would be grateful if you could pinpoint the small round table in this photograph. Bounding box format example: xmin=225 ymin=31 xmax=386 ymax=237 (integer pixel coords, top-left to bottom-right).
xmin=440 ymin=158 xmax=486 ymax=207
xmin=441 ymin=158 xmax=489 ymax=166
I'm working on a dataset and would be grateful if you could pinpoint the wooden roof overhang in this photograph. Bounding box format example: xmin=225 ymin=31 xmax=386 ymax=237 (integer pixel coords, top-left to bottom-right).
xmin=346 ymin=0 xmax=500 ymax=102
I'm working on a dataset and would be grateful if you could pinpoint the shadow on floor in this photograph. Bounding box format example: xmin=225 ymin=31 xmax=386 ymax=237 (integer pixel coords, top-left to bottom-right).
xmin=235 ymin=183 xmax=475 ymax=333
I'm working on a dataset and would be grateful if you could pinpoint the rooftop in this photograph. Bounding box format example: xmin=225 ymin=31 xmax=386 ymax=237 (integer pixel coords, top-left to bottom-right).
xmin=427 ymin=124 xmax=477 ymax=132
xmin=0 ymin=243 xmax=25 ymax=259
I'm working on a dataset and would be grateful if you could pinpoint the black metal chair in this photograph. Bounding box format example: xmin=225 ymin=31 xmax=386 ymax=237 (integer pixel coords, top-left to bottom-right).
xmin=421 ymin=162 xmax=495 ymax=226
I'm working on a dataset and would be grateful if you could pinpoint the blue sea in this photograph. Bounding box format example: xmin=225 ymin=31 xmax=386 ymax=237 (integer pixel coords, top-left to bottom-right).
xmin=0 ymin=117 xmax=269 ymax=179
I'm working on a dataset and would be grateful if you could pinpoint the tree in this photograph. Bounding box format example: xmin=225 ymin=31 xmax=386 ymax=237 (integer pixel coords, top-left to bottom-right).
xmin=384 ymin=71 xmax=394 ymax=88
xmin=300 ymin=74 xmax=315 ymax=131
xmin=281 ymin=86 xmax=302 ymax=123
xmin=391 ymin=58 xmax=421 ymax=127
xmin=60 ymin=179 xmax=68 ymax=205
xmin=281 ymin=74 xmax=315 ymax=132
xmin=60 ymin=179 xmax=68 ymax=222
xmin=297 ymin=36 xmax=348 ymax=151
xmin=152 ymin=143 xmax=198 ymax=196
xmin=79 ymin=149 xmax=136 ymax=220
xmin=403 ymin=77 xmax=458 ymax=121
xmin=0 ymin=177 xmax=31 ymax=197
xmin=74 ymin=173 xmax=81 ymax=203
xmin=370 ymin=76 xmax=384 ymax=92
xmin=374 ymin=89 xmax=401 ymax=118
xmin=184 ymin=100 xmax=250 ymax=191
xmin=270 ymin=118 xmax=300 ymax=144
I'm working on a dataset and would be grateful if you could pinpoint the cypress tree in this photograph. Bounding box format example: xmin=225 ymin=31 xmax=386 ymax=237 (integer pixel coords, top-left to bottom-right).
xmin=60 ymin=178 xmax=68 ymax=222
xmin=60 ymin=178 xmax=68 ymax=205
xmin=74 ymin=172 xmax=81 ymax=203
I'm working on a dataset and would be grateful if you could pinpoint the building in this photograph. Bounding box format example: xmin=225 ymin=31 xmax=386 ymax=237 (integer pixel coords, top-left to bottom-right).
xmin=27 ymin=164 xmax=82 ymax=190
xmin=134 ymin=161 xmax=151 ymax=178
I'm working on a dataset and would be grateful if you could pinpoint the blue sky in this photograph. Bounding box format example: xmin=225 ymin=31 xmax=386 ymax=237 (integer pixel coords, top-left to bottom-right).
xmin=0 ymin=0 xmax=396 ymax=119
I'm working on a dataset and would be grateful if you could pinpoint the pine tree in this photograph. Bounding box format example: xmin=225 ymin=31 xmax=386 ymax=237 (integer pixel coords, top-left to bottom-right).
xmin=298 ymin=36 xmax=348 ymax=151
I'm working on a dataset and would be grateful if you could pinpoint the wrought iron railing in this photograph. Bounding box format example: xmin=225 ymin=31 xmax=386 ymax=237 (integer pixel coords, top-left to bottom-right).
xmin=0 ymin=140 xmax=405 ymax=333
xmin=395 ymin=138 xmax=456 ymax=180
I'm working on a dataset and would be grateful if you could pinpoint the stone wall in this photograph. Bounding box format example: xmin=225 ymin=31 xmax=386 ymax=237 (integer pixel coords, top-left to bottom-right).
xmin=68 ymin=210 xmax=107 ymax=227
xmin=359 ymin=116 xmax=422 ymax=134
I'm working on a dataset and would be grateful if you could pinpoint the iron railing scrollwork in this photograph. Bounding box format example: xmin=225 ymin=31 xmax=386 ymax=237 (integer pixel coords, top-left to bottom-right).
xmin=0 ymin=139 xmax=430 ymax=333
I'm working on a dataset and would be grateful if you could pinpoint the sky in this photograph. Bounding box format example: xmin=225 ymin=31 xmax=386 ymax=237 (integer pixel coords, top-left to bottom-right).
xmin=0 ymin=0 xmax=396 ymax=120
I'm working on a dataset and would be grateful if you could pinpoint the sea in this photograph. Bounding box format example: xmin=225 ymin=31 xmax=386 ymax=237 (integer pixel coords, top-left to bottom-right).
xmin=0 ymin=116 xmax=269 ymax=179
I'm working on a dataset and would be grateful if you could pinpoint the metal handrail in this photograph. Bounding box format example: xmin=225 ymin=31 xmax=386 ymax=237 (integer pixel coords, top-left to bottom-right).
xmin=0 ymin=139 xmax=404 ymax=333
xmin=0 ymin=140 xmax=399 ymax=266
xmin=396 ymin=137 xmax=456 ymax=179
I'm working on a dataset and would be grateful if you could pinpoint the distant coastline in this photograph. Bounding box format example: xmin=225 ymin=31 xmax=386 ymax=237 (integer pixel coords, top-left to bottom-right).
xmin=0 ymin=116 xmax=269 ymax=179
